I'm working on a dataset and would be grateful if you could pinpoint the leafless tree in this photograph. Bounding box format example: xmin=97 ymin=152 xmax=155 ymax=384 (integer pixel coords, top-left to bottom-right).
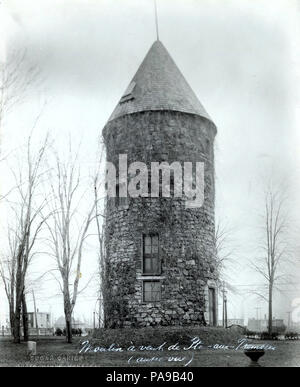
xmin=44 ymin=145 xmax=97 ymax=343
xmin=0 ymin=48 xmax=43 ymax=340
xmin=0 ymin=134 xmax=49 ymax=343
xmin=0 ymin=229 xmax=17 ymax=337
xmin=214 ymin=219 xmax=238 ymax=286
xmin=0 ymin=48 xmax=40 ymax=131
xmin=250 ymin=187 xmax=292 ymax=335
xmin=93 ymin=146 xmax=106 ymax=328
xmin=213 ymin=219 xmax=240 ymax=326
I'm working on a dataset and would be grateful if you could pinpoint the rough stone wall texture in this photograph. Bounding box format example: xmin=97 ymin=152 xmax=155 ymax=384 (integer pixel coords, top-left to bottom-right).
xmin=103 ymin=111 xmax=217 ymax=328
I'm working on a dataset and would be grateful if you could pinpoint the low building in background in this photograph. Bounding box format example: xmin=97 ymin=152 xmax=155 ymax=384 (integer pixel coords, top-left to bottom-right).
xmin=27 ymin=311 xmax=51 ymax=329
xmin=218 ymin=318 xmax=245 ymax=327
xmin=247 ymin=317 xmax=286 ymax=333
xmin=54 ymin=316 xmax=89 ymax=332
xmin=290 ymin=321 xmax=300 ymax=333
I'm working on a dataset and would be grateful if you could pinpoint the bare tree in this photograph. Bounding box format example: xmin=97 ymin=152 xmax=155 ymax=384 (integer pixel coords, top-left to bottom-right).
xmin=214 ymin=219 xmax=238 ymax=286
xmin=0 ymin=134 xmax=49 ymax=343
xmin=214 ymin=218 xmax=242 ymax=326
xmin=250 ymin=187 xmax=292 ymax=335
xmin=44 ymin=145 xmax=97 ymax=343
xmin=0 ymin=231 xmax=17 ymax=337
xmin=0 ymin=48 xmax=40 ymax=132
xmin=0 ymin=232 xmax=31 ymax=341
xmin=92 ymin=142 xmax=107 ymax=328
xmin=0 ymin=48 xmax=43 ymax=341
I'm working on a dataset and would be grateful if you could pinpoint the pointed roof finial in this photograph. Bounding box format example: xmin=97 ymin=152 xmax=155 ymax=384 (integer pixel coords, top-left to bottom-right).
xmin=154 ymin=0 xmax=159 ymax=41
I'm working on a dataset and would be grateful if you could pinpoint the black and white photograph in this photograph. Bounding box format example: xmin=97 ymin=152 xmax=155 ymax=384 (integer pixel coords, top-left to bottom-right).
xmin=0 ymin=0 xmax=300 ymax=371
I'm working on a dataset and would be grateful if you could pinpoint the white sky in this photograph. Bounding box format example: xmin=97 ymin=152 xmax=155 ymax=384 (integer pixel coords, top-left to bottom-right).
xmin=0 ymin=0 xmax=300 ymax=327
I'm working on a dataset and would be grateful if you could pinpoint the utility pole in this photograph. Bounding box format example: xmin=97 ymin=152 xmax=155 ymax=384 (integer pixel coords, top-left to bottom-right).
xmin=98 ymin=297 xmax=103 ymax=329
xmin=32 ymin=290 xmax=39 ymax=336
xmin=93 ymin=311 xmax=96 ymax=330
xmin=222 ymin=282 xmax=225 ymax=327
xmin=287 ymin=311 xmax=292 ymax=330
xmin=49 ymin=304 xmax=52 ymax=329
xmin=224 ymin=293 xmax=228 ymax=328
xmin=222 ymin=282 xmax=228 ymax=328
xmin=255 ymin=307 xmax=261 ymax=331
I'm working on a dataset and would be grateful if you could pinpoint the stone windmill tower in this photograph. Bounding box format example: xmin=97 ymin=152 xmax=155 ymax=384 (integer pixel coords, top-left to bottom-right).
xmin=102 ymin=39 xmax=218 ymax=328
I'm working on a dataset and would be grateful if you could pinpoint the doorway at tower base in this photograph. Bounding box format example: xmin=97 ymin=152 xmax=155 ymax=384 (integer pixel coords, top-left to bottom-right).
xmin=105 ymin=276 xmax=218 ymax=329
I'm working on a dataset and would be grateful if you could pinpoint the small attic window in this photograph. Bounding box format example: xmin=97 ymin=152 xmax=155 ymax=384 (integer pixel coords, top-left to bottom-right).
xmin=120 ymin=81 xmax=136 ymax=104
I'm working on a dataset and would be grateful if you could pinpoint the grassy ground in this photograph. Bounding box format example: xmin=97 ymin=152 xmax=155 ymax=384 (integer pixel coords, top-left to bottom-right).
xmin=92 ymin=326 xmax=243 ymax=346
xmin=0 ymin=334 xmax=300 ymax=367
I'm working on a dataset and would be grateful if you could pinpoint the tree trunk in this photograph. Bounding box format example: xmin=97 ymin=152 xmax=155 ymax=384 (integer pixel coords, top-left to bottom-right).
xmin=9 ymin=304 xmax=15 ymax=339
xmin=13 ymin=304 xmax=21 ymax=343
xmin=62 ymin=279 xmax=72 ymax=343
xmin=268 ymin=283 xmax=273 ymax=336
xmin=22 ymin=293 xmax=29 ymax=342
xmin=14 ymin=250 xmax=24 ymax=343
xmin=65 ymin=311 xmax=72 ymax=344
xmin=64 ymin=296 xmax=73 ymax=343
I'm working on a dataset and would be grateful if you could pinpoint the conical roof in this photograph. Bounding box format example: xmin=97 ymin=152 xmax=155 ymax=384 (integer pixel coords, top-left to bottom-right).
xmin=108 ymin=40 xmax=214 ymax=124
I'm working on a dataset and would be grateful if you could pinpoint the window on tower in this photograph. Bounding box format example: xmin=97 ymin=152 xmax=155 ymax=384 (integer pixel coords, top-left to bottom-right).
xmin=120 ymin=81 xmax=136 ymax=104
xmin=143 ymin=281 xmax=161 ymax=302
xmin=142 ymin=234 xmax=160 ymax=275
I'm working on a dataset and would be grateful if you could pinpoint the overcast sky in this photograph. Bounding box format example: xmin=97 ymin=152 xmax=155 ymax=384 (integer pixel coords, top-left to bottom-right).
xmin=0 ymin=0 xmax=300 ymax=327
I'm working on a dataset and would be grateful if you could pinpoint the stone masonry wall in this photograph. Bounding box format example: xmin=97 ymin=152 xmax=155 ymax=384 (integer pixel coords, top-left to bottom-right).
xmin=102 ymin=111 xmax=218 ymax=328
